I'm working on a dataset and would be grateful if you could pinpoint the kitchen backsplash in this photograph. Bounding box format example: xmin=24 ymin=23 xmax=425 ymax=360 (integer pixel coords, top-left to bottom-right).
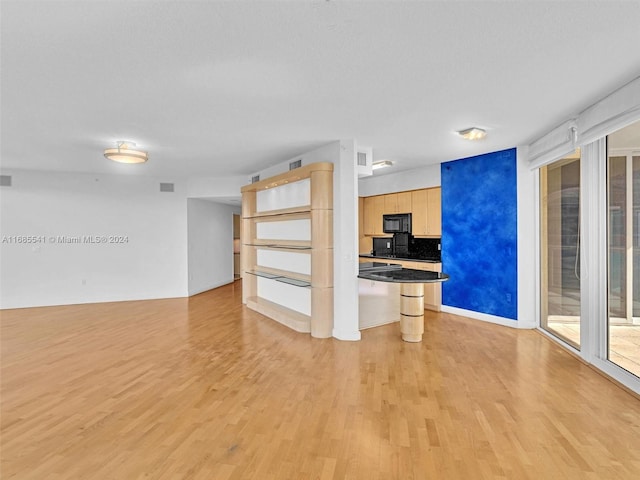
xmin=411 ymin=237 xmax=441 ymax=260
xmin=371 ymin=236 xmax=441 ymax=261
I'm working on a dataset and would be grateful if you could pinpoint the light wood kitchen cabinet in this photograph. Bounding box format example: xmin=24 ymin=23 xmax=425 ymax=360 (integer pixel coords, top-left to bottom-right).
xmin=410 ymin=189 xmax=428 ymax=235
xmin=364 ymin=195 xmax=385 ymax=235
xmin=410 ymin=187 xmax=441 ymax=237
xmin=362 ymin=187 xmax=440 ymax=237
xmin=397 ymin=191 xmax=412 ymax=213
xmin=426 ymin=188 xmax=441 ymax=236
xmin=383 ymin=194 xmax=397 ymax=214
xmin=359 ymin=197 xmax=372 ymax=253
xmin=383 ymin=192 xmax=412 ymax=214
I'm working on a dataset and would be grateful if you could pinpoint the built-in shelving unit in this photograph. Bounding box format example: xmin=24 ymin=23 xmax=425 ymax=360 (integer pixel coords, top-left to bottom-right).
xmin=241 ymin=162 xmax=333 ymax=338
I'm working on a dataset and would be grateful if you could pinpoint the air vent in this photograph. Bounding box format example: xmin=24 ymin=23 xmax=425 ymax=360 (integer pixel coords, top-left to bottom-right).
xmin=0 ymin=175 xmax=11 ymax=187
xmin=357 ymin=152 xmax=367 ymax=166
xmin=289 ymin=159 xmax=302 ymax=170
xmin=251 ymin=175 xmax=260 ymax=183
xmin=160 ymin=183 xmax=174 ymax=192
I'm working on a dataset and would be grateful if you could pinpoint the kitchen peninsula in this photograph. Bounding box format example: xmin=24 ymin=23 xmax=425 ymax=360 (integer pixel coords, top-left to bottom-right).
xmin=359 ymin=262 xmax=449 ymax=342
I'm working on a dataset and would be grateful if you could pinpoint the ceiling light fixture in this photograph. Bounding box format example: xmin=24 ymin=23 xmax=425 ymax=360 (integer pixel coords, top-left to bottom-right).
xmin=457 ymin=127 xmax=487 ymax=140
xmin=372 ymin=160 xmax=393 ymax=170
xmin=104 ymin=141 xmax=148 ymax=164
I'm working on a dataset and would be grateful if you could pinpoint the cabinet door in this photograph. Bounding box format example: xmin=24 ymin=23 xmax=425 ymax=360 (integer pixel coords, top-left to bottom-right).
xmin=372 ymin=195 xmax=385 ymax=235
xmin=422 ymin=262 xmax=442 ymax=311
xmin=397 ymin=191 xmax=412 ymax=214
xmin=364 ymin=195 xmax=385 ymax=235
xmin=363 ymin=196 xmax=375 ymax=235
xmin=426 ymin=187 xmax=441 ymax=236
xmin=411 ymin=189 xmax=428 ymax=235
xmin=383 ymin=193 xmax=398 ymax=214
xmin=358 ymin=197 xmax=372 ymax=253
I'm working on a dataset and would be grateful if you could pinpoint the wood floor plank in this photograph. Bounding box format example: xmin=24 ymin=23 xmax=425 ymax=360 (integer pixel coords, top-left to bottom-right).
xmin=2 ymin=282 xmax=640 ymax=479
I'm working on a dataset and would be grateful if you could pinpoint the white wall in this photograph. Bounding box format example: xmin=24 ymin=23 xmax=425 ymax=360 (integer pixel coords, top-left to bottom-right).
xmin=0 ymin=169 xmax=188 ymax=309
xmin=358 ymin=163 xmax=441 ymax=197
xmin=187 ymin=175 xmax=246 ymax=199
xmin=187 ymin=199 xmax=240 ymax=295
xmin=332 ymin=140 xmax=360 ymax=340
xmin=517 ymin=147 xmax=537 ymax=329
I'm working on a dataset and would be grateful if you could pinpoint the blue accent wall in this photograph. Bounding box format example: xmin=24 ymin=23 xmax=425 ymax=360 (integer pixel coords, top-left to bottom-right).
xmin=441 ymin=148 xmax=518 ymax=320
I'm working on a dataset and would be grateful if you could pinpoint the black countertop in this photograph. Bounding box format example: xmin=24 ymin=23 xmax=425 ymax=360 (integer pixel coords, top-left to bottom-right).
xmin=359 ymin=254 xmax=441 ymax=264
xmin=358 ymin=262 xmax=449 ymax=284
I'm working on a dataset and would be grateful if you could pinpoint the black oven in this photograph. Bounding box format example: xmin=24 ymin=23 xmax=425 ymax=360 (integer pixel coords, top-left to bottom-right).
xmin=382 ymin=213 xmax=411 ymax=234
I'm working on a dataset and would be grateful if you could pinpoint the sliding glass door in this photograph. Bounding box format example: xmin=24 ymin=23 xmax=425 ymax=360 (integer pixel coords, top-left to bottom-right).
xmin=540 ymin=150 xmax=581 ymax=349
xmin=607 ymin=121 xmax=640 ymax=377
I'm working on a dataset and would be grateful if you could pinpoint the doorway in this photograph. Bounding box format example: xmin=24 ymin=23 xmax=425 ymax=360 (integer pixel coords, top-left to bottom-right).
xmin=233 ymin=213 xmax=241 ymax=280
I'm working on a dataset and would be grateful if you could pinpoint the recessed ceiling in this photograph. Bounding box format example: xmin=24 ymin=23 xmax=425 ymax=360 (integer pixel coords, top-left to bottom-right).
xmin=2 ymin=1 xmax=640 ymax=179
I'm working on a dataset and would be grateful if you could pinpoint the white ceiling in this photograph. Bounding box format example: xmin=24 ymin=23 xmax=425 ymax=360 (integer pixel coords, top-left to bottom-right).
xmin=2 ymin=0 xmax=640 ymax=179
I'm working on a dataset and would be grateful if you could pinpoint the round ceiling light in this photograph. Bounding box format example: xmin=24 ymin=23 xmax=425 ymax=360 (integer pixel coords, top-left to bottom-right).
xmin=104 ymin=141 xmax=148 ymax=164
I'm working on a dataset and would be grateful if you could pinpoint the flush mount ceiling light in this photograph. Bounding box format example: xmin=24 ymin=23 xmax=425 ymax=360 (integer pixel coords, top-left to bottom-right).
xmin=372 ymin=160 xmax=394 ymax=170
xmin=104 ymin=141 xmax=148 ymax=164
xmin=457 ymin=127 xmax=487 ymax=141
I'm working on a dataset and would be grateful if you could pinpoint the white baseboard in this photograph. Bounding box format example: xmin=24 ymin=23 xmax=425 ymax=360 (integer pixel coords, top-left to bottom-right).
xmin=440 ymin=305 xmax=536 ymax=329
xmin=332 ymin=328 xmax=362 ymax=341
xmin=188 ymin=279 xmax=234 ymax=297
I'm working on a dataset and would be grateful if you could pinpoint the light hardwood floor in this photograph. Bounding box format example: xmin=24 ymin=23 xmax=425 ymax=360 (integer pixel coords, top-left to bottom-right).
xmin=2 ymin=282 xmax=640 ymax=479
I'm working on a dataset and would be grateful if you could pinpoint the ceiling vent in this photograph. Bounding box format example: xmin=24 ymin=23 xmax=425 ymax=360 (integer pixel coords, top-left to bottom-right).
xmin=251 ymin=175 xmax=260 ymax=183
xmin=357 ymin=152 xmax=367 ymax=166
xmin=289 ymin=159 xmax=302 ymax=170
xmin=0 ymin=175 xmax=12 ymax=187
xmin=160 ymin=183 xmax=174 ymax=192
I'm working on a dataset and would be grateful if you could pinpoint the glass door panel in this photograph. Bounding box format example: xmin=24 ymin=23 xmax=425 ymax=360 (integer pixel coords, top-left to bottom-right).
xmin=607 ymin=119 xmax=640 ymax=377
xmin=540 ymin=151 xmax=581 ymax=349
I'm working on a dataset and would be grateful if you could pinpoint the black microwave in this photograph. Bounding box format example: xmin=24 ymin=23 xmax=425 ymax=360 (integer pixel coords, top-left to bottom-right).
xmin=383 ymin=213 xmax=411 ymax=234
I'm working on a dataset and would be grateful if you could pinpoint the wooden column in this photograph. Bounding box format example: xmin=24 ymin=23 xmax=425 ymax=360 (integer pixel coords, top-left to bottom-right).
xmin=310 ymin=169 xmax=334 ymax=338
xmin=400 ymin=283 xmax=424 ymax=342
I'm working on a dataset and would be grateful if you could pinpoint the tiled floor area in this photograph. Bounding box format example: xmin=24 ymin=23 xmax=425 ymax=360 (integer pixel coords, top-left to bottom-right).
xmin=547 ymin=318 xmax=640 ymax=377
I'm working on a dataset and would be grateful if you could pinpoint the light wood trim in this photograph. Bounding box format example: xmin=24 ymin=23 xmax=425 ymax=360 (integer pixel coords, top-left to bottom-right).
xmin=311 ymin=209 xmax=332 ymax=250
xmin=311 ymin=248 xmax=333 ymax=288
xmin=400 ymin=295 xmax=424 ymax=316
xmin=311 ymin=287 xmax=333 ymax=338
xmin=400 ymin=283 xmax=424 ymax=342
xmin=246 ymin=296 xmax=311 ymax=333
xmin=249 ymin=239 xmax=311 ymax=249
xmin=242 ymin=268 xmax=256 ymax=304
xmin=251 ymin=211 xmax=310 ymax=223
xmin=242 ymin=190 xmax=256 ymax=218
xmin=241 ymin=162 xmax=333 ymax=193
xmin=242 ymin=161 xmax=334 ymax=336
xmin=255 ymin=245 xmax=312 ymax=254
xmin=310 ymin=169 xmax=333 ymax=210
xmin=250 ymin=266 xmax=311 ymax=283
xmin=248 ymin=205 xmax=311 ymax=218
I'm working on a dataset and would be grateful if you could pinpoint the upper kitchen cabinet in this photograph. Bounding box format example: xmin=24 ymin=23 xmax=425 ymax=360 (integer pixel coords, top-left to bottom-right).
xmin=426 ymin=187 xmax=441 ymax=236
xmin=383 ymin=192 xmax=412 ymax=214
xmin=361 ymin=188 xmax=440 ymax=237
xmin=363 ymin=195 xmax=385 ymax=235
xmin=410 ymin=187 xmax=441 ymax=237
